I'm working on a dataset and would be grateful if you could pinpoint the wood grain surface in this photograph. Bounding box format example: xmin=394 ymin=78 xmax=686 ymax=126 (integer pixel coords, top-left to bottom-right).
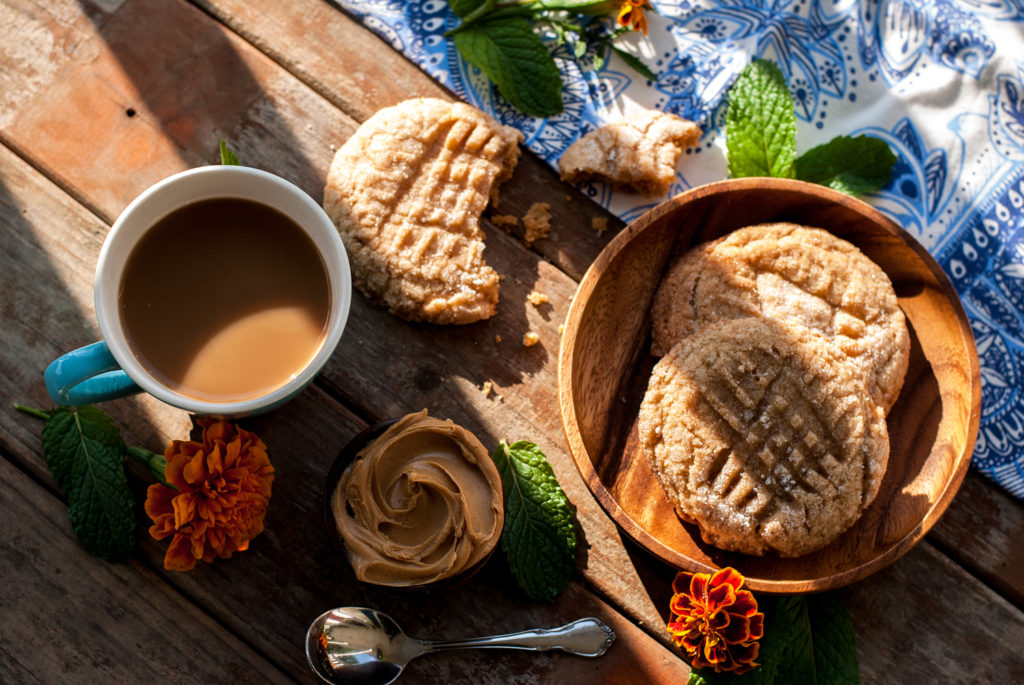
xmin=0 ymin=0 xmax=1022 ymax=682
xmin=0 ymin=456 xmax=294 ymax=684
xmin=0 ymin=122 xmax=684 ymax=684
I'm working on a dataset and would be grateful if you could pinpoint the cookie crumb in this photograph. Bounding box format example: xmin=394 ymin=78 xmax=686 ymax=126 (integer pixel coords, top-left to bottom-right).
xmin=592 ymin=216 xmax=608 ymax=236
xmin=522 ymin=202 xmax=551 ymax=246
xmin=526 ymin=290 xmax=549 ymax=307
xmin=522 ymin=331 xmax=540 ymax=347
xmin=558 ymin=324 xmax=564 ymax=334
xmin=481 ymin=380 xmax=493 ymax=396
xmin=495 ymin=335 xmax=502 ymax=343
xmin=490 ymin=214 xmax=519 ymax=230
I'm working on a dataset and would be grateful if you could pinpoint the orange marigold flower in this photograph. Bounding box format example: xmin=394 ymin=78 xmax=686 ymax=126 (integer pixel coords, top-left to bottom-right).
xmin=144 ymin=419 xmax=274 ymax=571
xmin=617 ymin=0 xmax=652 ymax=35
xmin=667 ymin=567 xmax=764 ymax=674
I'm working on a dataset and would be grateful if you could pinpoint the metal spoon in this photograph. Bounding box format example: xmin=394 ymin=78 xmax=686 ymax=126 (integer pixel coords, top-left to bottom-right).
xmin=305 ymin=606 xmax=616 ymax=685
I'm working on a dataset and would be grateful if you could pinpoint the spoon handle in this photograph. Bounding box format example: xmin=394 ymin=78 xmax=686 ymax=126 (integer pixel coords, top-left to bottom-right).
xmin=419 ymin=618 xmax=615 ymax=658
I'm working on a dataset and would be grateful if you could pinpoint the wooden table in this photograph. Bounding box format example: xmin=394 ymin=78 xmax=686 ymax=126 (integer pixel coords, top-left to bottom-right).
xmin=1 ymin=1 xmax=1022 ymax=682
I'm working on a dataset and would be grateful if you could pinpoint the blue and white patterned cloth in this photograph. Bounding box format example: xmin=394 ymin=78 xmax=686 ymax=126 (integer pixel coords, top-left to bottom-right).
xmin=335 ymin=0 xmax=1024 ymax=498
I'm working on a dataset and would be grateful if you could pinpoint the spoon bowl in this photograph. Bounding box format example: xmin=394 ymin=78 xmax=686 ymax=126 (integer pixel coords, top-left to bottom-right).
xmin=305 ymin=607 xmax=615 ymax=685
xmin=306 ymin=608 xmax=408 ymax=685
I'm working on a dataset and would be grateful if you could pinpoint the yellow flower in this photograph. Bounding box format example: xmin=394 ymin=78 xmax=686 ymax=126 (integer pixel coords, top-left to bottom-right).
xmin=617 ymin=0 xmax=652 ymax=35
xmin=145 ymin=419 xmax=274 ymax=571
xmin=667 ymin=567 xmax=764 ymax=674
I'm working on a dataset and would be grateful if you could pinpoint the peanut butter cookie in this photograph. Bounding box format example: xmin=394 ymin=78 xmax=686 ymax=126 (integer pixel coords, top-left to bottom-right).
xmin=651 ymin=223 xmax=909 ymax=412
xmin=324 ymin=98 xmax=522 ymax=324
xmin=638 ymin=318 xmax=890 ymax=557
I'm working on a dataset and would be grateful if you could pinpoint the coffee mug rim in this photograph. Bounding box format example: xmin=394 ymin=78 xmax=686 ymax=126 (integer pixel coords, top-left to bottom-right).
xmin=94 ymin=165 xmax=351 ymax=415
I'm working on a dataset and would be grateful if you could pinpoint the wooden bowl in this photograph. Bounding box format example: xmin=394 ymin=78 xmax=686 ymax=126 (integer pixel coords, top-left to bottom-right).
xmin=557 ymin=177 xmax=981 ymax=594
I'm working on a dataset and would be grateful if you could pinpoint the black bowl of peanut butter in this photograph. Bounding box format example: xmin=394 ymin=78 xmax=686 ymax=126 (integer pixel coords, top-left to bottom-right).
xmin=323 ymin=410 xmax=505 ymax=591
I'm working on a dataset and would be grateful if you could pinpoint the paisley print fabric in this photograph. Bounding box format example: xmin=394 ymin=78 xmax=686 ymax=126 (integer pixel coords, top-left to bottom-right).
xmin=335 ymin=0 xmax=1024 ymax=498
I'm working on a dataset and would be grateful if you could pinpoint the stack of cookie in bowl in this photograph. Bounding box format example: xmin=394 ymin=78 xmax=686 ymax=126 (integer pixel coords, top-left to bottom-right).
xmin=638 ymin=223 xmax=909 ymax=558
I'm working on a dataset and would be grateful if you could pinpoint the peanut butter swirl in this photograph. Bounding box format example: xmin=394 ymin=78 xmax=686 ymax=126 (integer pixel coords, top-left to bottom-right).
xmin=331 ymin=410 xmax=504 ymax=586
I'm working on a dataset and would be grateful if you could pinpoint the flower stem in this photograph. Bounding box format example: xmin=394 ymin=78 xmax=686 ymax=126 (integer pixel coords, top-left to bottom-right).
xmin=125 ymin=445 xmax=175 ymax=489
xmin=459 ymin=0 xmax=500 ymax=24
xmin=444 ymin=1 xmax=538 ymax=37
xmin=14 ymin=403 xmax=51 ymax=421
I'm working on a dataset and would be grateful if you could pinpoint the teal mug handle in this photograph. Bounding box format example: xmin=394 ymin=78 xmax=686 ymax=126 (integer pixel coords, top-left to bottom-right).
xmin=44 ymin=341 xmax=141 ymax=406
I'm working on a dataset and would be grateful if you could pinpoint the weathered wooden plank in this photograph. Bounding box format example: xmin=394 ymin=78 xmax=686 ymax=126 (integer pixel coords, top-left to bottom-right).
xmin=930 ymin=471 xmax=1024 ymax=608
xmin=0 ymin=137 xmax=191 ymax=466
xmin=841 ymin=541 xmax=1024 ymax=682
xmin=0 ymin=86 xmax=690 ymax=683
xmin=0 ymin=0 xmax=353 ymax=219
xmin=0 ymin=454 xmax=294 ymax=685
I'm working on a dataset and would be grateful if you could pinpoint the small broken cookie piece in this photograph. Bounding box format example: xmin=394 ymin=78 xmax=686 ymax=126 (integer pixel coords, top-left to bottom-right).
xmin=324 ymin=98 xmax=522 ymax=324
xmin=558 ymin=110 xmax=701 ymax=196
xmin=526 ymin=290 xmax=549 ymax=307
xmin=522 ymin=202 xmax=551 ymax=246
xmin=490 ymin=214 xmax=519 ymax=230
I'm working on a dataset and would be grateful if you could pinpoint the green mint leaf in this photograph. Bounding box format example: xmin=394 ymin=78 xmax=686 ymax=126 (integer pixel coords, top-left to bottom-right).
xmin=806 ymin=593 xmax=860 ymax=685
xmin=220 ymin=140 xmax=240 ymax=166
xmin=41 ymin=406 xmax=136 ymax=563
xmin=611 ymin=45 xmax=657 ymax=81
xmin=453 ymin=17 xmax=564 ymax=117
xmin=492 ymin=441 xmax=576 ymax=601
xmin=794 ymin=135 xmax=897 ymax=197
xmin=686 ymin=672 xmax=712 ymax=685
xmin=726 ymin=59 xmax=797 ymax=179
xmin=709 ymin=595 xmax=858 ymax=685
xmin=761 ymin=596 xmax=815 ymax=684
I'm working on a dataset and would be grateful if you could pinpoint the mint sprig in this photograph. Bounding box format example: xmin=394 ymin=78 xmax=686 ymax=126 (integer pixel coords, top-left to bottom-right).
xmin=726 ymin=58 xmax=896 ymax=196
xmin=492 ymin=440 xmax=577 ymax=601
xmin=39 ymin=406 xmax=137 ymax=562
xmin=686 ymin=594 xmax=860 ymax=685
xmin=446 ymin=1 xmax=657 ymax=117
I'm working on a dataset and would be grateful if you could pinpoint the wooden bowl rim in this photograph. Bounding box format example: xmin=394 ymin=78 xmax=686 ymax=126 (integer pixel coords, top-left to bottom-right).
xmin=557 ymin=177 xmax=982 ymax=594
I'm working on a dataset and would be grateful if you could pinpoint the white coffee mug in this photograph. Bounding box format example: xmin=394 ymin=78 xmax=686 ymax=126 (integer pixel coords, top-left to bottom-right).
xmin=44 ymin=165 xmax=351 ymax=416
